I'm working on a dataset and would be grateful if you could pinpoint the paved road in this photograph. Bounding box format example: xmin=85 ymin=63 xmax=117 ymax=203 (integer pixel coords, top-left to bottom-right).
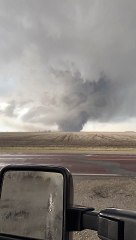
xmin=0 ymin=153 xmax=136 ymax=176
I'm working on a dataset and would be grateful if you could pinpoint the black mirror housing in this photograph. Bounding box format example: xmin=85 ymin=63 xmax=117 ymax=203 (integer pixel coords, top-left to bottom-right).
xmin=0 ymin=165 xmax=73 ymax=240
xmin=98 ymin=208 xmax=136 ymax=240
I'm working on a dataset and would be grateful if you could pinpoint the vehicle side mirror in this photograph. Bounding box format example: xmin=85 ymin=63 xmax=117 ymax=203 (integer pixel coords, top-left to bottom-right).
xmin=0 ymin=165 xmax=73 ymax=240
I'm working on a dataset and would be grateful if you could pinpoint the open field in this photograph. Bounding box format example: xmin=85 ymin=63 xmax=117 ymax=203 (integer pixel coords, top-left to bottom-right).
xmin=0 ymin=132 xmax=136 ymax=153
xmin=0 ymin=132 xmax=136 ymax=239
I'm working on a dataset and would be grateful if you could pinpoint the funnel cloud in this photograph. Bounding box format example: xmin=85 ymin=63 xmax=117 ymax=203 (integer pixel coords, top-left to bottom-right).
xmin=0 ymin=0 xmax=136 ymax=131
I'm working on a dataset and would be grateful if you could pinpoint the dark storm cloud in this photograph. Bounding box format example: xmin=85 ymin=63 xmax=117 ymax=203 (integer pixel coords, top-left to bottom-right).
xmin=20 ymin=71 xmax=125 ymax=131
xmin=0 ymin=0 xmax=136 ymax=131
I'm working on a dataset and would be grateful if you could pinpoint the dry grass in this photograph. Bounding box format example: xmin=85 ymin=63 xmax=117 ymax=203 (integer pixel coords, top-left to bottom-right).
xmin=73 ymin=175 xmax=136 ymax=240
xmin=0 ymin=132 xmax=136 ymax=153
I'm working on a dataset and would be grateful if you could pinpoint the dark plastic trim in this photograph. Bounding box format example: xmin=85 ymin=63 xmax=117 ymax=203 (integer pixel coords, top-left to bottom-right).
xmin=98 ymin=208 xmax=136 ymax=240
xmin=0 ymin=233 xmax=41 ymax=240
xmin=67 ymin=206 xmax=98 ymax=231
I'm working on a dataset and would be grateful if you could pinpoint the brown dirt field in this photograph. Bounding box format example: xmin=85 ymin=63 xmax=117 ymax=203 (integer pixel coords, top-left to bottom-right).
xmin=0 ymin=132 xmax=136 ymax=153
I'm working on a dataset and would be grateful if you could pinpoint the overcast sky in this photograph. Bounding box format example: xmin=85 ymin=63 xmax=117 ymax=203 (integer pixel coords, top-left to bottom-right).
xmin=0 ymin=0 xmax=136 ymax=132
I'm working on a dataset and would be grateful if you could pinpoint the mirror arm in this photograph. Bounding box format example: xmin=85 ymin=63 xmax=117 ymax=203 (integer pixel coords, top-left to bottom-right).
xmin=66 ymin=206 xmax=98 ymax=232
xmin=67 ymin=207 xmax=136 ymax=240
xmin=82 ymin=210 xmax=98 ymax=231
xmin=98 ymin=208 xmax=136 ymax=240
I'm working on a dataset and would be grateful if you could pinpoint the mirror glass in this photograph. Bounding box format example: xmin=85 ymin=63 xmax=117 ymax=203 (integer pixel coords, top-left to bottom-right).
xmin=0 ymin=170 xmax=64 ymax=240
